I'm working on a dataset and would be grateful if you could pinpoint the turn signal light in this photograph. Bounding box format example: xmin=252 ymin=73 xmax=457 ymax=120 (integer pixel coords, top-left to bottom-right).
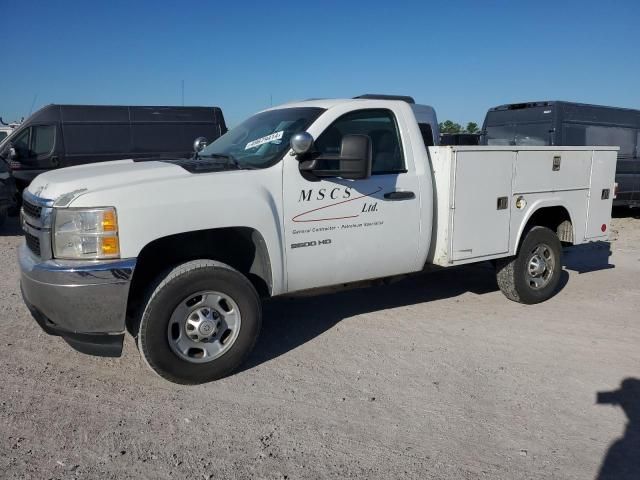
xmin=100 ymin=236 xmax=120 ymax=256
xmin=102 ymin=210 xmax=117 ymax=232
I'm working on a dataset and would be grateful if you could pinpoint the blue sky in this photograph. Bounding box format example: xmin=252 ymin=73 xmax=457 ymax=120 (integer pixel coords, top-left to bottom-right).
xmin=1 ymin=0 xmax=638 ymax=126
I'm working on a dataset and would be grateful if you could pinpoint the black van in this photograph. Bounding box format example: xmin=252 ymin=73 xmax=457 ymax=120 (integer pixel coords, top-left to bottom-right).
xmin=0 ymin=158 xmax=15 ymax=226
xmin=481 ymin=101 xmax=640 ymax=206
xmin=440 ymin=132 xmax=481 ymax=146
xmin=0 ymin=104 xmax=227 ymax=190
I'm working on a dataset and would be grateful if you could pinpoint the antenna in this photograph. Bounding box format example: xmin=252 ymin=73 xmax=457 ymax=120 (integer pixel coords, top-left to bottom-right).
xmin=270 ymin=94 xmax=273 ymax=107
xmin=29 ymin=93 xmax=39 ymax=115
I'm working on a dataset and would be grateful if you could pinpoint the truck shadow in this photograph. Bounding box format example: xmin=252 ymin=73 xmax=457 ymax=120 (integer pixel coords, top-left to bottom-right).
xmin=612 ymin=206 xmax=640 ymax=219
xmin=596 ymin=378 xmax=640 ymax=480
xmin=241 ymin=263 xmax=568 ymax=372
xmin=563 ymin=242 xmax=614 ymax=274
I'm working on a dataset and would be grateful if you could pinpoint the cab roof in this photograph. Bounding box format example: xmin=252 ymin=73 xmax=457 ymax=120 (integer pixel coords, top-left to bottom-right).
xmin=267 ymin=97 xmax=437 ymax=117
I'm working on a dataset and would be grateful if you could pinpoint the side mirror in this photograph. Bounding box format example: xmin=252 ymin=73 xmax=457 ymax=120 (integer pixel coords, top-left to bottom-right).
xmin=290 ymin=132 xmax=314 ymax=156
xmin=301 ymin=134 xmax=372 ymax=180
xmin=337 ymin=134 xmax=372 ymax=179
xmin=193 ymin=137 xmax=208 ymax=153
xmin=8 ymin=146 xmax=17 ymax=160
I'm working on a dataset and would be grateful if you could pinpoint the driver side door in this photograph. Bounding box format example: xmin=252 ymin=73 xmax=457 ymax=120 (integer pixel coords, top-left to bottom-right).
xmin=283 ymin=106 xmax=421 ymax=292
xmin=7 ymin=125 xmax=57 ymax=171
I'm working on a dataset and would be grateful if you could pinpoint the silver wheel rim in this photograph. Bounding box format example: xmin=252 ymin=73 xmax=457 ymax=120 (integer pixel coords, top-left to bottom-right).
xmin=526 ymin=243 xmax=555 ymax=290
xmin=167 ymin=290 xmax=242 ymax=363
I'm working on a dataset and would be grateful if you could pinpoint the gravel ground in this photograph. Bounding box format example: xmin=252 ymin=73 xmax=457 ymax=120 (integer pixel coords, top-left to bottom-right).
xmin=0 ymin=212 xmax=639 ymax=479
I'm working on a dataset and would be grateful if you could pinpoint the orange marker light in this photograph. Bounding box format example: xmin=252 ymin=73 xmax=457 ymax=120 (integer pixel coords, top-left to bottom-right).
xmin=102 ymin=210 xmax=117 ymax=232
xmin=101 ymin=236 xmax=120 ymax=256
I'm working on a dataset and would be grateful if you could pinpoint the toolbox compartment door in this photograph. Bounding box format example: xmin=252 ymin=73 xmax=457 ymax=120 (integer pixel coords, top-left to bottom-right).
xmin=585 ymin=150 xmax=617 ymax=240
xmin=451 ymin=150 xmax=515 ymax=261
xmin=513 ymin=150 xmax=592 ymax=192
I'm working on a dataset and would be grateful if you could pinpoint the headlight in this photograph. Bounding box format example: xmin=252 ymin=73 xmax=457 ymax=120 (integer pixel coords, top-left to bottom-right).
xmin=53 ymin=207 xmax=120 ymax=259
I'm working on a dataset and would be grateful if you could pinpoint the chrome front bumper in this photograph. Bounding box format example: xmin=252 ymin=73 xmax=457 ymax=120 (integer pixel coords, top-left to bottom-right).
xmin=19 ymin=243 xmax=136 ymax=356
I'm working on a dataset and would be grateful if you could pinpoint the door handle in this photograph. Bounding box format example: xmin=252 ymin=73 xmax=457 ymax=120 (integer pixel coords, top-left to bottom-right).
xmin=384 ymin=191 xmax=415 ymax=201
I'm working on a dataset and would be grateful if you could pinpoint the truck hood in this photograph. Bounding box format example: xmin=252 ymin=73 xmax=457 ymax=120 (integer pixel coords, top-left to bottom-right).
xmin=27 ymin=159 xmax=190 ymax=204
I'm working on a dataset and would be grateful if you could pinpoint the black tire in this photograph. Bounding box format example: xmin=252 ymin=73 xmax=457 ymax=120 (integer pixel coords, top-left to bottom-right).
xmin=496 ymin=226 xmax=563 ymax=304
xmin=0 ymin=210 xmax=6 ymax=228
xmin=137 ymin=259 xmax=261 ymax=384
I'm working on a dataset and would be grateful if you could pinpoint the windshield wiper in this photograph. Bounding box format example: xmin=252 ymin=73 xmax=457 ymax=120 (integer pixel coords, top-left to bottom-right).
xmin=204 ymin=153 xmax=239 ymax=167
xmin=200 ymin=153 xmax=257 ymax=170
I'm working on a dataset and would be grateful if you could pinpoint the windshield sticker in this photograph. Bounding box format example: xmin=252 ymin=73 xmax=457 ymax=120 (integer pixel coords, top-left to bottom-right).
xmin=245 ymin=131 xmax=284 ymax=150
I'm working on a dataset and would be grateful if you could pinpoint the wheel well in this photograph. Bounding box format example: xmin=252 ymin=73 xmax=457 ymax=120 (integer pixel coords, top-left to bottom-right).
xmin=522 ymin=206 xmax=574 ymax=246
xmin=126 ymin=227 xmax=272 ymax=332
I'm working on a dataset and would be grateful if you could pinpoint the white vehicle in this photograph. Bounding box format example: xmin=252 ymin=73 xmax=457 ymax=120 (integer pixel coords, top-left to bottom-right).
xmin=0 ymin=126 xmax=13 ymax=142
xmin=18 ymin=95 xmax=617 ymax=384
xmin=0 ymin=117 xmax=21 ymax=142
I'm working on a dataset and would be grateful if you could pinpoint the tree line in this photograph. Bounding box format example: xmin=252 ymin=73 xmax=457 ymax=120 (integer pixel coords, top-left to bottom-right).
xmin=438 ymin=120 xmax=479 ymax=134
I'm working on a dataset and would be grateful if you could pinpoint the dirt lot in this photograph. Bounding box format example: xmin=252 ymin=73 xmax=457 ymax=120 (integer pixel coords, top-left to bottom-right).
xmin=0 ymin=212 xmax=638 ymax=480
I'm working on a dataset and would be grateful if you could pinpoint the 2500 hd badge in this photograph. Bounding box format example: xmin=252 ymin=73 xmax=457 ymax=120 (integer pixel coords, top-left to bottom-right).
xmin=291 ymin=239 xmax=332 ymax=249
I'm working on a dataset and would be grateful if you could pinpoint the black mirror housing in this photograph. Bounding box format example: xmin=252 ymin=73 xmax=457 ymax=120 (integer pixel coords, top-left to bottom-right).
xmin=8 ymin=146 xmax=18 ymax=160
xmin=338 ymin=134 xmax=372 ymax=179
xmin=301 ymin=134 xmax=372 ymax=180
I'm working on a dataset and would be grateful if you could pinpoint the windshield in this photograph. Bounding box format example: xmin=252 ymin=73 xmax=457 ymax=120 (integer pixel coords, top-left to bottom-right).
xmin=198 ymin=107 xmax=324 ymax=169
xmin=486 ymin=123 xmax=552 ymax=146
xmin=484 ymin=106 xmax=554 ymax=146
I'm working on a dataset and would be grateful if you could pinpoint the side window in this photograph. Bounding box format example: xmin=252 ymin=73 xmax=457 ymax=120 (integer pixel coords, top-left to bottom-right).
xmin=563 ymin=124 xmax=587 ymax=145
xmin=12 ymin=128 xmax=30 ymax=155
xmin=418 ymin=123 xmax=434 ymax=147
xmin=315 ymin=109 xmax=405 ymax=174
xmin=486 ymin=125 xmax=516 ymax=145
xmin=31 ymin=125 xmax=55 ymax=156
xmin=584 ymin=125 xmax=635 ymax=157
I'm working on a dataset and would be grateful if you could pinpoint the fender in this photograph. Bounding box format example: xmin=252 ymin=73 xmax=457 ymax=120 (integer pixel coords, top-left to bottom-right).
xmin=512 ymin=195 xmax=576 ymax=254
xmin=69 ymin=164 xmax=286 ymax=295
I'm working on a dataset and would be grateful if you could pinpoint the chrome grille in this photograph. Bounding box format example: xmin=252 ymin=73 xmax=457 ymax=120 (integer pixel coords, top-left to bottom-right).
xmin=21 ymin=191 xmax=54 ymax=260
xmin=22 ymin=199 xmax=42 ymax=219
xmin=25 ymin=231 xmax=41 ymax=256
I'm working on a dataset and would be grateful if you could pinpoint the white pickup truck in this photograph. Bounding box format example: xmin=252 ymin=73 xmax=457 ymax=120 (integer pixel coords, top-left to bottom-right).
xmin=18 ymin=95 xmax=617 ymax=384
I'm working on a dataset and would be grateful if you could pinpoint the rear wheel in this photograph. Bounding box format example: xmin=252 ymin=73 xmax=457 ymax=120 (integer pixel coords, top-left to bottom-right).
xmin=0 ymin=209 xmax=6 ymax=228
xmin=496 ymin=226 xmax=562 ymax=304
xmin=137 ymin=260 xmax=261 ymax=384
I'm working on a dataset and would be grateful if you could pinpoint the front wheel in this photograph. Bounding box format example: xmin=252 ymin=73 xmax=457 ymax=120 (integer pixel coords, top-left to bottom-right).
xmin=496 ymin=226 xmax=563 ymax=304
xmin=137 ymin=260 xmax=261 ymax=384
